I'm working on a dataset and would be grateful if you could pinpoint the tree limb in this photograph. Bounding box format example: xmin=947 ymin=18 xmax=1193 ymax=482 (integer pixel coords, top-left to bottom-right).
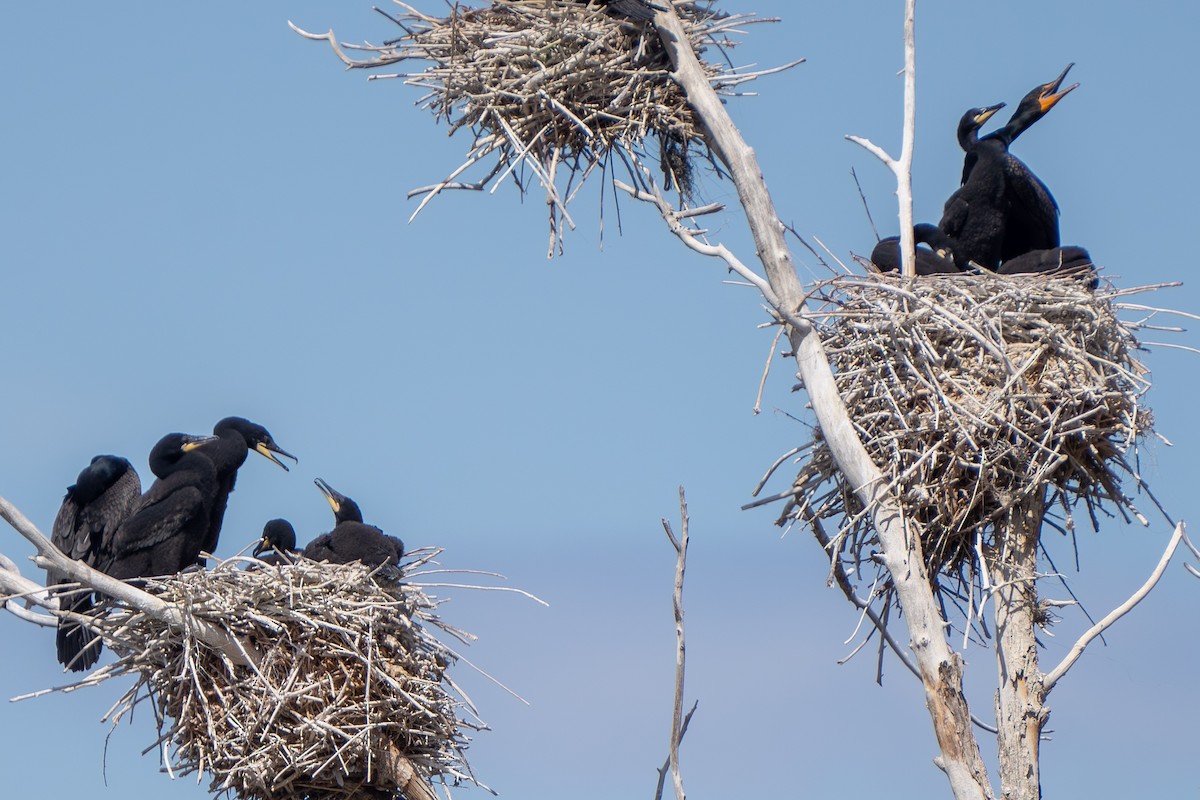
xmin=1043 ymin=521 xmax=1185 ymax=693
xmin=653 ymin=4 xmax=993 ymax=796
xmin=660 ymin=486 xmax=690 ymax=800
xmin=0 ymin=495 xmax=259 ymax=669
xmin=845 ymin=0 xmax=917 ymax=277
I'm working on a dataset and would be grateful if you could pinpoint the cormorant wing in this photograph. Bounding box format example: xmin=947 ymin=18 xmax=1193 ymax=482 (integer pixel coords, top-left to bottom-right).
xmin=999 ymin=153 xmax=1061 ymax=260
xmin=110 ymin=481 xmax=207 ymax=558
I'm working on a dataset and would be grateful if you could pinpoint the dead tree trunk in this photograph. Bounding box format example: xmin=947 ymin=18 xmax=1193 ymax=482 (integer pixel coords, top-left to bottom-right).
xmin=991 ymin=493 xmax=1049 ymax=800
xmin=653 ymin=7 xmax=993 ymax=799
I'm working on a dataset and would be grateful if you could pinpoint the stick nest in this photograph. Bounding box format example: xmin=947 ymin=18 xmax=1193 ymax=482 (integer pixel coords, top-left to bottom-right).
xmin=770 ymin=272 xmax=1155 ymax=589
xmin=84 ymin=553 xmax=482 ymax=800
xmin=297 ymin=2 xmax=779 ymax=238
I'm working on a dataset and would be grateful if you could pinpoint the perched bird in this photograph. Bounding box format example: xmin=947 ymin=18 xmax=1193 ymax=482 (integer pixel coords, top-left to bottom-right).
xmin=250 ymin=518 xmax=298 ymax=566
xmin=103 ymin=433 xmax=221 ymax=581
xmin=985 ymin=64 xmax=1079 ymax=263
xmin=997 ymin=245 xmax=1098 ymax=289
xmin=870 ymin=223 xmax=962 ymax=276
xmin=48 ymin=455 xmax=141 ymax=671
xmin=303 ymin=478 xmax=405 ymax=570
xmin=938 ymin=103 xmax=1010 ymax=271
xmin=941 ymin=66 xmax=1078 ymax=271
xmin=199 ymin=417 xmax=296 ymax=564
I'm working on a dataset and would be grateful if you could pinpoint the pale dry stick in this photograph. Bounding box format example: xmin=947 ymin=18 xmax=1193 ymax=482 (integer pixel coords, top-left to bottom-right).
xmin=846 ymin=0 xmax=916 ymax=277
xmin=1043 ymin=521 xmax=1186 ymax=693
xmin=753 ymin=325 xmax=786 ymax=414
xmin=660 ymin=486 xmax=690 ymax=800
xmin=0 ymin=495 xmax=259 ymax=668
xmin=654 ymin=701 xmax=699 ymax=800
xmin=807 ymin=512 xmax=999 ymax=734
xmin=1182 ymin=530 xmax=1200 ymax=579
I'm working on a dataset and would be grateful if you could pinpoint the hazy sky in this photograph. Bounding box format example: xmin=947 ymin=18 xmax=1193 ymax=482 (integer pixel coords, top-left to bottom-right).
xmin=2 ymin=2 xmax=1197 ymax=798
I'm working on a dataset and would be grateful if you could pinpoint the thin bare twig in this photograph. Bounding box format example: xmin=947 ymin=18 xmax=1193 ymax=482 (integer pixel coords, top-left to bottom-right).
xmin=661 ymin=486 xmax=690 ymax=800
xmin=1043 ymin=521 xmax=1186 ymax=693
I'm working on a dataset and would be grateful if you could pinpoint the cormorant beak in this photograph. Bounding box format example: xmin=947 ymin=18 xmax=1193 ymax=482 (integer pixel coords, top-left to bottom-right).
xmin=975 ymin=102 xmax=1006 ymax=126
xmin=314 ymin=477 xmax=342 ymax=514
xmin=181 ymin=434 xmax=221 ymax=452
xmin=252 ymin=536 xmax=270 ymax=558
xmin=1038 ymin=63 xmax=1079 ymax=112
xmin=255 ymin=440 xmax=298 ymax=471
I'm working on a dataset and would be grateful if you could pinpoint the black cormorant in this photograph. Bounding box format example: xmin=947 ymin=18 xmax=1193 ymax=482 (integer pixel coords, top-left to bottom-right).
xmin=870 ymin=223 xmax=962 ymax=276
xmin=103 ymin=433 xmax=221 ymax=581
xmin=251 ymin=518 xmax=298 ymax=566
xmin=942 ymin=66 xmax=1078 ymax=271
xmin=48 ymin=456 xmax=141 ymax=671
xmin=997 ymin=245 xmax=1098 ymax=289
xmin=938 ymin=103 xmax=1009 ymax=271
xmin=199 ymin=417 xmax=296 ymax=564
xmin=302 ymin=478 xmax=405 ymax=570
xmin=986 ymin=64 xmax=1079 ymax=262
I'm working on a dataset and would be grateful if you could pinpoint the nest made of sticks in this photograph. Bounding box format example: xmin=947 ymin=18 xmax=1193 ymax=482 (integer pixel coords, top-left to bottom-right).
xmin=71 ymin=551 xmax=483 ymax=800
xmin=297 ymin=2 xmax=781 ymax=231
xmin=764 ymin=272 xmax=1157 ymax=595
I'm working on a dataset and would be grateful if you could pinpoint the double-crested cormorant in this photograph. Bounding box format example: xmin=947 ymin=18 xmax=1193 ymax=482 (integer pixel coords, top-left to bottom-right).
xmin=941 ymin=66 xmax=1078 ymax=271
xmin=103 ymin=433 xmax=221 ymax=581
xmin=939 ymin=103 xmax=1009 ymax=271
xmin=870 ymin=223 xmax=961 ymax=276
xmin=986 ymin=64 xmax=1079 ymax=262
xmin=997 ymin=245 xmax=1098 ymax=289
xmin=302 ymin=478 xmax=404 ymax=570
xmin=251 ymin=518 xmax=298 ymax=566
xmin=48 ymin=456 xmax=141 ymax=671
xmin=199 ymin=417 xmax=296 ymax=563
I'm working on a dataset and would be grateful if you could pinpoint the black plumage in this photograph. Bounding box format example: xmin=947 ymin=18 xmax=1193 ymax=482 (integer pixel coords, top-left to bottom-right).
xmin=302 ymin=478 xmax=404 ymax=570
xmin=938 ymin=103 xmax=1009 ymax=271
xmin=48 ymin=455 xmax=141 ymax=671
xmin=581 ymin=0 xmax=665 ymax=21
xmin=941 ymin=66 xmax=1078 ymax=271
xmin=870 ymin=223 xmax=962 ymax=276
xmin=997 ymin=245 xmax=1098 ymax=289
xmin=987 ymin=64 xmax=1079 ymax=263
xmin=251 ymin=518 xmax=298 ymax=566
xmin=103 ymin=433 xmax=221 ymax=581
xmin=199 ymin=417 xmax=296 ymax=564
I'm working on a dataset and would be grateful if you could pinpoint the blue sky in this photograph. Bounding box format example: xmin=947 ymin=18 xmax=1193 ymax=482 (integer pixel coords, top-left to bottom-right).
xmin=2 ymin=2 xmax=1197 ymax=797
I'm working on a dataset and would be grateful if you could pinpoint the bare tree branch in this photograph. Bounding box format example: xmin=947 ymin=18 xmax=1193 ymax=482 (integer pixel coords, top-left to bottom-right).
xmin=1043 ymin=521 xmax=1185 ymax=693
xmin=660 ymin=486 xmax=690 ymax=800
xmin=0 ymin=495 xmax=259 ymax=668
xmin=651 ymin=6 xmax=993 ymax=796
xmin=845 ymin=0 xmax=917 ymax=277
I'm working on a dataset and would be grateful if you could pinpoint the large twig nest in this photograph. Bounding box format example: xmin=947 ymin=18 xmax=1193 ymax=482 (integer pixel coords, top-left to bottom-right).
xmin=72 ymin=551 xmax=483 ymax=800
xmin=769 ymin=272 xmax=1155 ymax=590
xmin=294 ymin=1 xmax=783 ymax=238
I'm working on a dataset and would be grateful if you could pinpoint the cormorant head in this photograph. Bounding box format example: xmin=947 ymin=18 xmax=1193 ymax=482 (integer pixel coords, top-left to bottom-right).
xmin=254 ymin=518 xmax=297 ymax=557
xmin=147 ymin=433 xmax=220 ymax=476
xmin=214 ymin=416 xmax=298 ymax=471
xmin=314 ymin=478 xmax=365 ymax=525
xmin=956 ymin=103 xmax=1005 ymax=148
xmin=993 ymin=64 xmax=1079 ymax=143
xmin=69 ymin=455 xmax=134 ymax=505
xmin=1032 ymin=62 xmax=1079 ymax=114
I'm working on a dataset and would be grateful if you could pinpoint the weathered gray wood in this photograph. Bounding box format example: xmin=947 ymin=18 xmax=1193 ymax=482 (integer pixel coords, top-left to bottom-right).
xmin=991 ymin=493 xmax=1049 ymax=800
xmin=0 ymin=494 xmax=258 ymax=668
xmin=654 ymin=6 xmax=993 ymax=798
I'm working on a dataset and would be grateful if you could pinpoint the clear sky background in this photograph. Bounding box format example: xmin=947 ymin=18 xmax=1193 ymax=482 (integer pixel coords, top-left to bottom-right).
xmin=2 ymin=2 xmax=1197 ymax=798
